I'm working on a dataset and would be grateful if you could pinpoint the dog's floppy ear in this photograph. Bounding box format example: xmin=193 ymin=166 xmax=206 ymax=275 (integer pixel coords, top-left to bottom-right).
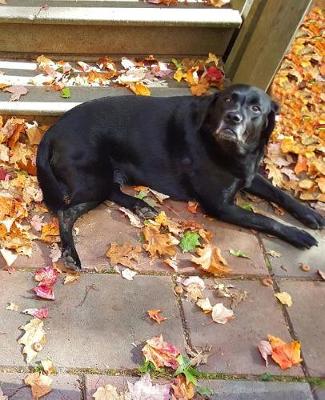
xmin=261 ymin=100 xmax=280 ymax=147
xmin=271 ymin=100 xmax=280 ymax=114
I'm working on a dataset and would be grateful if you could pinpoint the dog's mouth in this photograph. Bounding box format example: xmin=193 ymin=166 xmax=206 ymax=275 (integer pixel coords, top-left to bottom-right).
xmin=214 ymin=126 xmax=239 ymax=143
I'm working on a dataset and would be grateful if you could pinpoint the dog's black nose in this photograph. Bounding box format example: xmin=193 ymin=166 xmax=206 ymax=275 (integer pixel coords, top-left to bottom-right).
xmin=225 ymin=111 xmax=243 ymax=124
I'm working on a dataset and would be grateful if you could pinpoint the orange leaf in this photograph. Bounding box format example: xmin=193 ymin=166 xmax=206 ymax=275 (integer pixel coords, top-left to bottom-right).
xmin=171 ymin=375 xmax=195 ymax=399
xmin=106 ymin=242 xmax=142 ymax=268
xmin=147 ymin=309 xmax=167 ymax=324
xmin=268 ymin=335 xmax=302 ymax=369
xmin=191 ymin=244 xmax=231 ymax=276
xmin=142 ymin=225 xmax=178 ymax=257
xmin=187 ymin=201 xmax=199 ymax=214
xmin=40 ymin=219 xmax=60 ymax=243
xmin=142 ymin=335 xmax=180 ymax=370
xmin=294 ymin=155 xmax=308 ymax=175
xmin=129 ymin=83 xmax=151 ymax=96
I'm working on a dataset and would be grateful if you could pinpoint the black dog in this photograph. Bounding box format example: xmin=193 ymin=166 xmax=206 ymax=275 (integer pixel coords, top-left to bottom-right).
xmin=36 ymin=84 xmax=324 ymax=269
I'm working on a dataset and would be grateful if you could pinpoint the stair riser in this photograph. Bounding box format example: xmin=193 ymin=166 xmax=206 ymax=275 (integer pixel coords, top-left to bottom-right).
xmin=0 ymin=24 xmax=234 ymax=56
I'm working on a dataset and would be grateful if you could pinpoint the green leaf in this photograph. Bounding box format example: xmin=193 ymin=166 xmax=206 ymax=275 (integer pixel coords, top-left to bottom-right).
xmin=138 ymin=360 xmax=156 ymax=374
xmin=229 ymin=249 xmax=250 ymax=259
xmin=240 ymin=202 xmax=254 ymax=211
xmin=179 ymin=231 xmax=201 ymax=253
xmin=197 ymin=386 xmax=214 ymax=396
xmin=260 ymin=372 xmax=274 ymax=382
xmin=171 ymin=58 xmax=182 ymax=69
xmin=135 ymin=190 xmax=148 ymax=200
xmin=60 ymin=87 xmax=71 ymax=98
xmin=175 ymin=355 xmax=198 ymax=386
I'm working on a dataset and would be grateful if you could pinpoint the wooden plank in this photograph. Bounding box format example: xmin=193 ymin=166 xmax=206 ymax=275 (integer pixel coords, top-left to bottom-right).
xmin=225 ymin=0 xmax=312 ymax=90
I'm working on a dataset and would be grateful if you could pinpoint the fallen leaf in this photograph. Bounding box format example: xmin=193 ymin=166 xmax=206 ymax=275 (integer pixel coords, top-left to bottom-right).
xmin=18 ymin=318 xmax=46 ymax=363
xmin=266 ymin=249 xmax=282 ymax=258
xmin=41 ymin=359 xmax=56 ymax=375
xmin=49 ymin=243 xmax=61 ymax=263
xmin=187 ymin=201 xmax=199 ymax=214
xmin=106 ymin=242 xmax=142 ymax=268
xmin=210 ymin=0 xmax=230 ymax=7
xmin=25 ymin=122 xmax=43 ymax=145
xmin=129 ymin=82 xmax=151 ymax=96
xmin=191 ymin=244 xmax=231 ymax=276
xmin=147 ymin=309 xmax=167 ymax=324
xmin=258 ymin=340 xmax=273 ymax=366
xmin=22 ymin=308 xmax=49 ymax=319
xmin=211 ymin=303 xmax=234 ymax=324
xmin=300 ymin=263 xmax=311 ymax=272
xmin=127 ymin=373 xmax=170 ymax=400
xmin=196 ymin=298 xmax=213 ymax=313
xmin=261 ymin=277 xmax=273 ymax=287
xmin=143 ymin=225 xmax=178 ymax=257
xmin=40 ymin=219 xmax=60 ymax=243
xmin=179 ymin=231 xmax=200 ymax=253
xmin=229 ymin=249 xmax=250 ymax=258
xmin=24 ymin=372 xmax=52 ymax=400
xmin=121 ymin=268 xmax=137 ymax=281
xmin=4 ymin=85 xmax=28 ymax=101
xmin=0 ymin=248 xmax=18 ymax=267
xmin=119 ymin=207 xmax=143 ymax=228
xmin=6 ymin=302 xmax=19 ymax=311
xmin=142 ymin=335 xmax=180 ymax=370
xmin=148 ymin=188 xmax=170 ymax=203
xmin=92 ymin=384 xmax=124 ymax=400
xmin=268 ymin=335 xmax=302 ymax=369
xmin=30 ymin=214 xmax=44 ymax=232
xmin=34 ymin=266 xmax=59 ymax=286
xmin=33 ymin=285 xmax=55 ymax=300
xmin=318 ymin=270 xmax=325 ymax=280
xmin=60 ymin=87 xmax=71 ymax=98
xmin=171 ymin=374 xmax=195 ymax=399
xmin=275 ymin=292 xmax=293 ymax=307
xmin=63 ymin=272 xmax=80 ymax=285
xmin=163 ymin=257 xmax=179 ymax=271
xmin=183 ymin=276 xmax=205 ymax=289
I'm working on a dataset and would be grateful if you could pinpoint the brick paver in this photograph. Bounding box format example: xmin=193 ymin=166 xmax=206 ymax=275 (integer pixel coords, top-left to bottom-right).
xmin=182 ymin=279 xmax=304 ymax=376
xmin=0 ymin=373 xmax=81 ymax=400
xmin=278 ymin=280 xmax=325 ymax=377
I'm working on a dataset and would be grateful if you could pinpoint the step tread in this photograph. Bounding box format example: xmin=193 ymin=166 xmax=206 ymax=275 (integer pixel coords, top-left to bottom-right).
xmin=0 ymin=5 xmax=242 ymax=27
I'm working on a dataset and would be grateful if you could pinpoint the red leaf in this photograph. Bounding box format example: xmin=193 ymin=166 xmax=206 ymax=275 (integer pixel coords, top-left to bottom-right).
xmin=33 ymin=284 xmax=55 ymax=300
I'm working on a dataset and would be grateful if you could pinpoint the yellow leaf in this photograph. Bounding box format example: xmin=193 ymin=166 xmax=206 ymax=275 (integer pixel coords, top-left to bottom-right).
xmin=275 ymin=291 xmax=293 ymax=307
xmin=142 ymin=225 xmax=178 ymax=257
xmin=18 ymin=318 xmax=46 ymax=364
xmin=129 ymin=83 xmax=151 ymax=96
xmin=173 ymin=68 xmax=185 ymax=82
xmin=191 ymin=244 xmax=231 ymax=276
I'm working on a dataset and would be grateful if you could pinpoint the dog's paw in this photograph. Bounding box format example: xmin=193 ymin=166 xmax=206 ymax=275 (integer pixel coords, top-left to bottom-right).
xmin=285 ymin=226 xmax=318 ymax=249
xmin=296 ymin=209 xmax=325 ymax=230
xmin=62 ymin=248 xmax=82 ymax=270
xmin=134 ymin=205 xmax=158 ymax=219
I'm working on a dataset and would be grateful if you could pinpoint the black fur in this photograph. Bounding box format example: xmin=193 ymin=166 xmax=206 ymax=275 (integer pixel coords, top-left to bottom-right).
xmin=36 ymin=84 xmax=324 ymax=269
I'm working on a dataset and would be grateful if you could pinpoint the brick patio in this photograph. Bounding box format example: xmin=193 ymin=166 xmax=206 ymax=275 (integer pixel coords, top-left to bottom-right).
xmin=0 ymin=198 xmax=324 ymax=399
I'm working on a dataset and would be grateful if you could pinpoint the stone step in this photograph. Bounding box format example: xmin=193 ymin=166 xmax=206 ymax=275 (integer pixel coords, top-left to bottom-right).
xmin=0 ymin=1 xmax=241 ymax=56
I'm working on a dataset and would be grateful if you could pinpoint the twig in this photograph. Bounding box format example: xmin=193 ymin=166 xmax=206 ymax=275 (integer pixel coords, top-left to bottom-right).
xmin=76 ymin=284 xmax=98 ymax=307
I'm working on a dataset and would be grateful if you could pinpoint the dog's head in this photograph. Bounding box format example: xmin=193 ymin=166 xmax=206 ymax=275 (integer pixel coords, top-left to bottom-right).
xmin=207 ymin=84 xmax=279 ymax=155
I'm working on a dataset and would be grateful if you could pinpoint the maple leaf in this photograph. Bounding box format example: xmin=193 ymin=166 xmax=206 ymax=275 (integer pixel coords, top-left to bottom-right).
xmin=179 ymin=231 xmax=201 ymax=253
xmin=33 ymin=284 xmax=55 ymax=300
xmin=142 ymin=335 xmax=180 ymax=370
xmin=275 ymin=292 xmax=293 ymax=307
xmin=211 ymin=303 xmax=234 ymax=324
xmin=18 ymin=318 xmax=46 ymax=363
xmin=142 ymin=225 xmax=178 ymax=257
xmin=191 ymin=244 xmax=231 ymax=276
xmin=34 ymin=266 xmax=59 ymax=286
xmin=147 ymin=309 xmax=167 ymax=324
xmin=127 ymin=373 xmax=170 ymax=400
xmin=175 ymin=355 xmax=199 ymax=386
xmin=106 ymin=242 xmax=142 ymax=268
xmin=267 ymin=335 xmax=302 ymax=369
xmin=3 ymin=85 xmax=28 ymax=101
xmin=24 ymin=372 xmax=52 ymax=400
xmin=129 ymin=82 xmax=151 ymax=96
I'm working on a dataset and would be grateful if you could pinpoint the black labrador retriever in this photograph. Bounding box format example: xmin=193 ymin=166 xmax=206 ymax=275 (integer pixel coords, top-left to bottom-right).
xmin=36 ymin=84 xmax=324 ymax=269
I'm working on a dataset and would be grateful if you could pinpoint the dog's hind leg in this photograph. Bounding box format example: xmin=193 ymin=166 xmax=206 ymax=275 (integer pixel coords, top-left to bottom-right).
xmin=109 ymin=185 xmax=158 ymax=219
xmin=58 ymin=201 xmax=100 ymax=269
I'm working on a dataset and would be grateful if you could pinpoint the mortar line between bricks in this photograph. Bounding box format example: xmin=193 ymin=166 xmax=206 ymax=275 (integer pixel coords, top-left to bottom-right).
xmin=171 ymin=275 xmax=193 ymax=351
xmin=8 ymin=268 xmax=323 ymax=282
xmin=79 ymin=373 xmax=86 ymax=400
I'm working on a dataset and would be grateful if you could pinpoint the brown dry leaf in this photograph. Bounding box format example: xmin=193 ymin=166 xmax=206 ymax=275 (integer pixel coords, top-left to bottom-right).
xmin=148 ymin=188 xmax=170 ymax=203
xmin=196 ymin=298 xmax=213 ymax=313
xmin=191 ymin=244 xmax=231 ymax=276
xmin=275 ymin=291 xmax=293 ymax=307
xmin=26 ymin=122 xmax=43 ymax=145
xmin=18 ymin=318 xmax=46 ymax=363
xmin=129 ymin=82 xmax=151 ymax=96
xmin=258 ymin=340 xmax=273 ymax=366
xmin=63 ymin=272 xmax=81 ymax=285
xmin=211 ymin=303 xmax=234 ymax=324
xmin=4 ymin=85 xmax=28 ymax=101
xmin=142 ymin=335 xmax=180 ymax=370
xmin=24 ymin=372 xmax=52 ymax=400
xmin=187 ymin=201 xmax=199 ymax=214
xmin=92 ymin=384 xmax=124 ymax=400
xmin=40 ymin=219 xmax=60 ymax=243
xmin=142 ymin=225 xmax=178 ymax=257
xmin=318 ymin=270 xmax=325 ymax=280
xmin=164 ymin=257 xmax=179 ymax=271
xmin=147 ymin=309 xmax=167 ymax=324
xmin=118 ymin=207 xmax=143 ymax=228
xmin=171 ymin=375 xmax=195 ymax=400
xmin=106 ymin=242 xmax=142 ymax=268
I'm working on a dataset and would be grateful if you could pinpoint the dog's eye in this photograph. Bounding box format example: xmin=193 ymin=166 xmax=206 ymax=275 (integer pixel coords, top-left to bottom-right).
xmin=251 ymin=105 xmax=261 ymax=113
xmin=224 ymin=97 xmax=232 ymax=103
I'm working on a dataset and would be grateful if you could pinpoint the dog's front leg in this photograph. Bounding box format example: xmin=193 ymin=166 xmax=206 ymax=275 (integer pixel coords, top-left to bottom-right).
xmin=246 ymin=174 xmax=325 ymax=229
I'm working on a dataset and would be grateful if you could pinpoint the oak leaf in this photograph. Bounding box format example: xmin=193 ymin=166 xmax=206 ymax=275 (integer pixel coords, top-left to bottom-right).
xmin=143 ymin=225 xmax=178 ymax=257
xmin=106 ymin=242 xmax=142 ymax=268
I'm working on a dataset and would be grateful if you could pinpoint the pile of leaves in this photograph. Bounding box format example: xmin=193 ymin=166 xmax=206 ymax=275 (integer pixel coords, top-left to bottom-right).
xmin=265 ymin=6 xmax=325 ymax=204
xmin=145 ymin=0 xmax=230 ymax=8
xmin=0 ymin=53 xmax=224 ymax=99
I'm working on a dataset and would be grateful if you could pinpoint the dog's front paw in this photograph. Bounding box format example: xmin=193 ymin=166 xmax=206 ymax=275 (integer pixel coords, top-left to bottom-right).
xmin=62 ymin=248 xmax=82 ymax=270
xmin=134 ymin=205 xmax=158 ymax=219
xmin=296 ymin=208 xmax=325 ymax=230
xmin=285 ymin=226 xmax=318 ymax=249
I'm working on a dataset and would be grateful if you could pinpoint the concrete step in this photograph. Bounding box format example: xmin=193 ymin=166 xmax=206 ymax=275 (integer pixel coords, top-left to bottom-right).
xmin=0 ymin=1 xmax=241 ymax=56
xmin=0 ymin=57 xmax=199 ymax=117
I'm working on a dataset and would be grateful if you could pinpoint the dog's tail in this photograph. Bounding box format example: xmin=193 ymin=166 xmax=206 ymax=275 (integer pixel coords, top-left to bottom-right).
xmin=36 ymin=134 xmax=65 ymax=213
